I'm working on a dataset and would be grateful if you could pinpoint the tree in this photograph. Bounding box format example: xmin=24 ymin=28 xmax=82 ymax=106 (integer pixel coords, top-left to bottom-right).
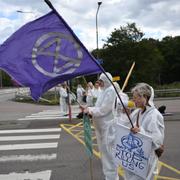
xmin=1 ymin=70 xmax=13 ymax=87
xmin=92 ymin=23 xmax=180 ymax=87
xmin=95 ymin=23 xmax=144 ymax=87
xmin=158 ymin=36 xmax=180 ymax=83
xmin=133 ymin=39 xmax=164 ymax=85
xmin=93 ymin=23 xmax=164 ymax=88
xmin=103 ymin=23 xmax=144 ymax=48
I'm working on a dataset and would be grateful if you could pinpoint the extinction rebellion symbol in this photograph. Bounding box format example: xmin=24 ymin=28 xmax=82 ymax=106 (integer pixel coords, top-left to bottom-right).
xmin=32 ymin=32 xmax=83 ymax=77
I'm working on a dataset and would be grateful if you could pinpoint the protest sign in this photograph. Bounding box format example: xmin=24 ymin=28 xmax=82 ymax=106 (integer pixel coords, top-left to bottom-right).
xmin=114 ymin=123 xmax=152 ymax=179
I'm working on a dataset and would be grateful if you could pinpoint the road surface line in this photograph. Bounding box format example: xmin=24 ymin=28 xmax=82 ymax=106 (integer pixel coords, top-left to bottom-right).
xmin=0 ymin=134 xmax=60 ymax=141
xmin=18 ymin=116 xmax=76 ymax=120
xmin=61 ymin=122 xmax=180 ymax=179
xmin=0 ymin=142 xmax=58 ymax=151
xmin=41 ymin=111 xmax=79 ymax=114
xmin=159 ymin=161 xmax=180 ymax=174
xmin=0 ymin=154 xmax=56 ymax=162
xmin=28 ymin=114 xmax=78 ymax=117
xmin=0 ymin=128 xmax=61 ymax=134
xmin=156 ymin=176 xmax=180 ymax=180
xmin=0 ymin=170 xmax=51 ymax=180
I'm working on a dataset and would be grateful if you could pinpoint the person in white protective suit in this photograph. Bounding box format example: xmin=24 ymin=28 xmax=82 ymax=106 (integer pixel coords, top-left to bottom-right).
xmin=112 ymin=82 xmax=135 ymax=124
xmin=59 ymin=83 xmax=68 ymax=116
xmin=76 ymin=84 xmax=86 ymax=119
xmin=76 ymin=84 xmax=85 ymax=105
xmin=107 ymin=82 xmax=135 ymax=164
xmin=117 ymin=83 xmax=165 ymax=180
xmin=92 ymin=80 xmax=102 ymax=105
xmin=84 ymin=72 xmax=119 ymax=180
xmin=86 ymin=82 xmax=94 ymax=107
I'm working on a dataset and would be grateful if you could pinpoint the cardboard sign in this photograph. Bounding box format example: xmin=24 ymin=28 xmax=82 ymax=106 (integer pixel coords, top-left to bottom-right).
xmin=114 ymin=123 xmax=152 ymax=179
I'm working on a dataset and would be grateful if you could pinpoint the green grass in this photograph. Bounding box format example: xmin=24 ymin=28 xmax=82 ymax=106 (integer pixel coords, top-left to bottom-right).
xmin=13 ymin=91 xmax=59 ymax=105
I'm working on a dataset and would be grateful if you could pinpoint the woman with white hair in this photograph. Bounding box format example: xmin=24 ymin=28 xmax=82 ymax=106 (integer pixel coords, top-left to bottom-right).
xmin=122 ymin=83 xmax=165 ymax=180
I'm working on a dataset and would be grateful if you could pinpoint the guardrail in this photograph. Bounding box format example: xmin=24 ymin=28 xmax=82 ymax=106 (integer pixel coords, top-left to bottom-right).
xmin=126 ymin=88 xmax=180 ymax=98
xmin=1 ymin=87 xmax=180 ymax=98
xmin=155 ymin=89 xmax=180 ymax=97
xmin=0 ymin=87 xmax=29 ymax=95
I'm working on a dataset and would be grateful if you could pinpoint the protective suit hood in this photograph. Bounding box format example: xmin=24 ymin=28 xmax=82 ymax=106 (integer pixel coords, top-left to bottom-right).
xmin=99 ymin=72 xmax=112 ymax=89
xmin=149 ymin=85 xmax=155 ymax=107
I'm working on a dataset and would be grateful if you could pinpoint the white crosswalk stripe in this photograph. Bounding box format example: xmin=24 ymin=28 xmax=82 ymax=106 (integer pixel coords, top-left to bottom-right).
xmin=18 ymin=109 xmax=79 ymax=121
xmin=0 ymin=128 xmax=61 ymax=180
xmin=0 ymin=128 xmax=61 ymax=161
xmin=0 ymin=154 xmax=57 ymax=162
xmin=0 ymin=170 xmax=51 ymax=180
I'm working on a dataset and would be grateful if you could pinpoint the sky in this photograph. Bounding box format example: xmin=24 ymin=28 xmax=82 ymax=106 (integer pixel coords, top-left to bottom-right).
xmin=0 ymin=0 xmax=180 ymax=50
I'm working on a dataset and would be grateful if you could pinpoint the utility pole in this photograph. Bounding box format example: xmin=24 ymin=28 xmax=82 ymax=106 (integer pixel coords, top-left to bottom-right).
xmin=96 ymin=2 xmax=102 ymax=59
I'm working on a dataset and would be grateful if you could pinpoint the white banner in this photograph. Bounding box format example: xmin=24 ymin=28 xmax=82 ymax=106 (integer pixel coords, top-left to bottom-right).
xmin=114 ymin=123 xmax=152 ymax=179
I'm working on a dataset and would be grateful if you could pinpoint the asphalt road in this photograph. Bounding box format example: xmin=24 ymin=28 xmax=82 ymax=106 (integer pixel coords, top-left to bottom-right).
xmin=0 ymin=93 xmax=105 ymax=180
xmin=0 ymin=92 xmax=179 ymax=180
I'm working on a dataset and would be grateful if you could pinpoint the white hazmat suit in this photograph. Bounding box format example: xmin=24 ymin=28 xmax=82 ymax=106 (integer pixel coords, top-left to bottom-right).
xmin=59 ymin=86 xmax=68 ymax=115
xmin=76 ymin=84 xmax=85 ymax=105
xmin=88 ymin=72 xmax=119 ymax=180
xmin=86 ymin=82 xmax=94 ymax=107
xmin=107 ymin=82 xmax=135 ymax=172
xmin=116 ymin=84 xmax=165 ymax=180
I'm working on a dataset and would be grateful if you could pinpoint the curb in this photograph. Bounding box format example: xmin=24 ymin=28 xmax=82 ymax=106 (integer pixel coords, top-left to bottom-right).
xmin=155 ymin=97 xmax=180 ymax=101
xmin=163 ymin=112 xmax=180 ymax=121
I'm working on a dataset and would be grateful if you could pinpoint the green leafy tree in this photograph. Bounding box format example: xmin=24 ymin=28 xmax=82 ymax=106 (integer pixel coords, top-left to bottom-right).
xmin=158 ymin=36 xmax=180 ymax=83
xmin=133 ymin=39 xmax=164 ymax=85
xmin=103 ymin=23 xmax=144 ymax=48
xmin=93 ymin=23 xmax=164 ymax=88
xmin=97 ymin=23 xmax=144 ymax=87
xmin=1 ymin=70 xmax=13 ymax=87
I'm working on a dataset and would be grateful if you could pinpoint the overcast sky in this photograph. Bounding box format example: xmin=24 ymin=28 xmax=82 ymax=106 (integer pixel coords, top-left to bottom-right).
xmin=0 ymin=0 xmax=180 ymax=50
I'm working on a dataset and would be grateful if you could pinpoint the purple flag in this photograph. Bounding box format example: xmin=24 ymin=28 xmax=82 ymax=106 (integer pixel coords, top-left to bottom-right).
xmin=0 ymin=11 xmax=102 ymax=100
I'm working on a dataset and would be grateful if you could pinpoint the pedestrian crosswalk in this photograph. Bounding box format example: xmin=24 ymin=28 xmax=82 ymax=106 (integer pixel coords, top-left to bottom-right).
xmin=18 ymin=109 xmax=79 ymax=121
xmin=0 ymin=127 xmax=61 ymax=180
xmin=0 ymin=170 xmax=51 ymax=180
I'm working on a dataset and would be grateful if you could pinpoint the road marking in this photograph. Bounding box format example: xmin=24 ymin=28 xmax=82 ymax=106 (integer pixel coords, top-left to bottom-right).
xmin=0 ymin=154 xmax=56 ymax=162
xmin=0 ymin=127 xmax=61 ymax=180
xmin=33 ymin=110 xmax=78 ymax=115
xmin=43 ymin=109 xmax=78 ymax=112
xmin=61 ymin=122 xmax=180 ymax=179
xmin=17 ymin=109 xmax=79 ymax=121
xmin=18 ymin=116 xmax=77 ymax=120
xmin=156 ymin=176 xmax=180 ymax=180
xmin=0 ymin=128 xmax=61 ymax=134
xmin=0 ymin=142 xmax=58 ymax=151
xmin=159 ymin=161 xmax=180 ymax=175
xmin=61 ymin=123 xmax=100 ymax=158
xmin=0 ymin=134 xmax=60 ymax=141
xmin=28 ymin=114 xmax=68 ymax=117
xmin=0 ymin=170 xmax=51 ymax=180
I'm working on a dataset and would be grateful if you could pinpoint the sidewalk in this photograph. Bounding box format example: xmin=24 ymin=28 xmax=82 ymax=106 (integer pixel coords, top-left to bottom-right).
xmin=70 ymin=103 xmax=180 ymax=121
xmin=154 ymin=98 xmax=180 ymax=121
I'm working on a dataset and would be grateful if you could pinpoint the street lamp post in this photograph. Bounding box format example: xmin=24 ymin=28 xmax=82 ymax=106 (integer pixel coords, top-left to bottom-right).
xmin=96 ymin=2 xmax=102 ymax=58
xmin=16 ymin=10 xmax=34 ymax=14
xmin=16 ymin=10 xmax=36 ymax=18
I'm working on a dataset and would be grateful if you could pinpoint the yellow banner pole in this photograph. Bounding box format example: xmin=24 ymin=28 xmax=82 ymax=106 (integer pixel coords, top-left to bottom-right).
xmin=121 ymin=62 xmax=135 ymax=92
